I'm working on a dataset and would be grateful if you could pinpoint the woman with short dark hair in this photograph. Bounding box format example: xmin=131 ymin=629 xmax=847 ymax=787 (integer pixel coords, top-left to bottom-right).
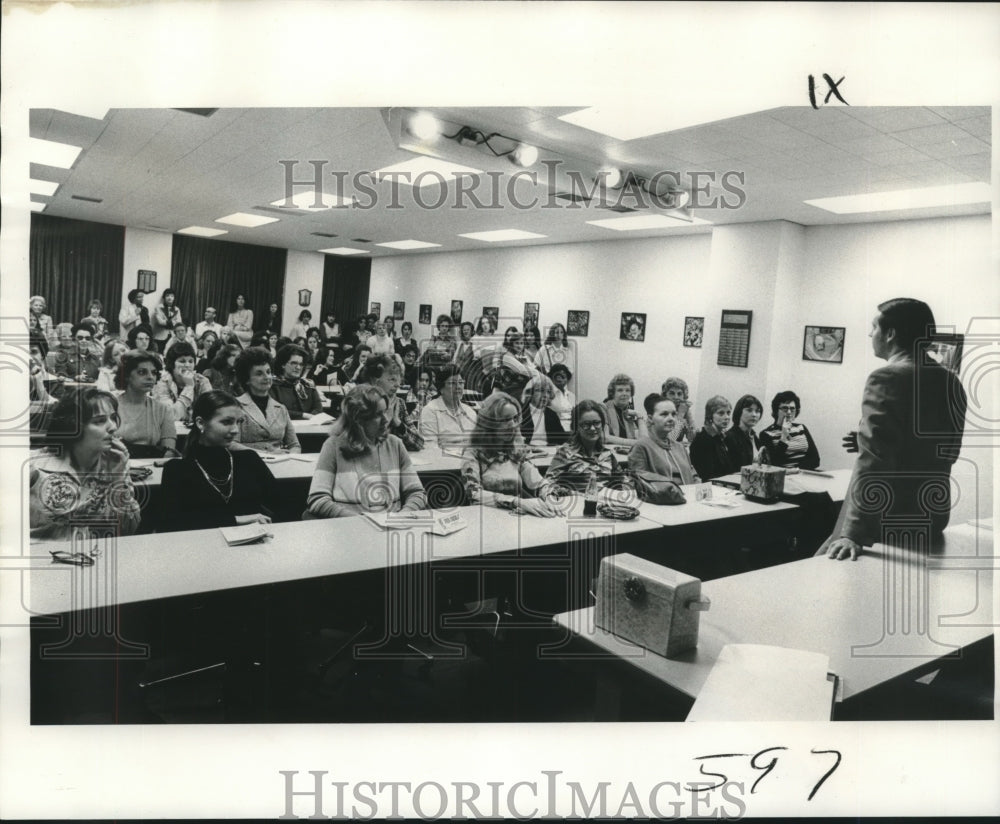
xmin=126 ymin=323 xmax=154 ymax=353
xmin=151 ymin=341 xmax=212 ymax=423
xmin=29 ymin=387 xmax=140 ymax=540
xmin=758 ymin=390 xmax=821 ymax=469
xmin=421 ymin=314 xmax=457 ymax=374
xmin=288 ymin=309 xmax=313 ymax=342
xmin=233 ymin=347 xmax=300 ymax=453
xmin=202 ymin=343 xmax=243 ymax=397
xmin=271 ymin=344 xmax=323 ymax=419
xmin=151 ymin=289 xmax=182 ymax=352
xmin=306 ymin=384 xmax=426 ymax=517
xmin=116 ymin=350 xmax=178 ymax=458
xmin=159 ymin=390 xmax=278 ymax=531
xmin=724 ymin=394 xmax=764 ymax=468
xmin=689 ymin=395 xmax=735 ymax=480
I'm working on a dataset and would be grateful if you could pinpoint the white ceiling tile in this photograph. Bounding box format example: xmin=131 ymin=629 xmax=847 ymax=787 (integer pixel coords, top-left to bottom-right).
xmin=894 ymin=123 xmax=977 ymax=146
xmin=846 ymin=107 xmax=946 ymax=132
xmin=918 ymin=136 xmax=991 ymax=160
xmin=927 ymin=106 xmax=991 ymax=122
xmin=941 ymin=153 xmax=990 ymax=179
xmin=954 ymin=115 xmax=991 ymax=142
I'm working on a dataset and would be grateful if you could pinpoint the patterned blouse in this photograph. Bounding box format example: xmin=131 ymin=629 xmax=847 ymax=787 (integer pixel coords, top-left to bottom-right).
xmin=461 ymin=449 xmax=545 ymax=507
xmin=539 ymin=441 xmax=620 ymax=493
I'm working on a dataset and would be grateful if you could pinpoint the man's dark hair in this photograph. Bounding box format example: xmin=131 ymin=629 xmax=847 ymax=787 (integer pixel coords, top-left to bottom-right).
xmin=877 ymin=298 xmax=936 ymax=354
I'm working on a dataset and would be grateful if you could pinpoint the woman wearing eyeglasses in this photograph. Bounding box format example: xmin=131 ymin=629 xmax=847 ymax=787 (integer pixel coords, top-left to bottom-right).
xmin=462 ymin=392 xmax=559 ymax=517
xmin=306 ymin=384 xmax=426 ymax=518
xmin=270 ymin=344 xmax=323 ymax=419
xmin=115 ymin=350 xmax=179 ymax=458
xmin=159 ymin=390 xmax=278 ymax=531
xmin=29 ymin=386 xmax=140 ymax=541
xmin=758 ymin=390 xmax=821 ymax=470
xmin=540 ymin=399 xmax=622 ymax=494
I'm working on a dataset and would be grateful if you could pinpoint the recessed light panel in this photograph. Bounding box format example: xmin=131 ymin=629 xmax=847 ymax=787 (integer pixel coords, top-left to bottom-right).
xmin=29 ymin=179 xmax=59 ymax=197
xmin=29 ymin=137 xmax=82 ymax=169
xmin=374 ymin=157 xmax=483 ymax=187
xmin=586 ymin=214 xmax=712 ymax=231
xmin=458 ymin=229 xmax=548 ymax=242
xmin=178 ymin=226 xmax=228 ymax=237
xmin=375 ymin=239 xmax=442 ymax=250
xmin=270 ymin=192 xmax=353 ymax=211
xmin=30 ymin=201 xmax=46 ymax=213
xmin=804 ymin=182 xmax=992 ymax=214
xmin=319 ymin=247 xmax=370 ymax=256
xmin=216 ymin=212 xmax=279 ymax=228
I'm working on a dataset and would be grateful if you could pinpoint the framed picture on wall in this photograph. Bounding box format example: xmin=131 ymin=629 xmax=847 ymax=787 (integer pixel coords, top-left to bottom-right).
xmin=925 ymin=332 xmax=964 ymax=374
xmin=566 ymin=310 xmax=589 ymax=337
xmin=393 ymin=301 xmax=405 ymax=320
xmin=523 ymin=302 xmax=539 ymax=330
xmin=620 ymin=312 xmax=647 ymax=342
xmin=450 ymin=300 xmax=463 ymax=324
xmin=482 ymin=306 xmax=499 ymax=324
xmin=418 ymin=304 xmax=432 ymax=325
xmin=802 ymin=325 xmax=845 ymax=363
xmin=137 ymin=269 xmax=157 ymax=293
xmin=369 ymin=301 xmax=381 ymax=317
xmin=683 ymin=316 xmax=704 ymax=348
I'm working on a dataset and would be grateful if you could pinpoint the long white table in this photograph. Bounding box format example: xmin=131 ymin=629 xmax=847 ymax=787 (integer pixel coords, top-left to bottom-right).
xmin=713 ymin=467 xmax=852 ymax=503
xmin=554 ymin=523 xmax=993 ymax=706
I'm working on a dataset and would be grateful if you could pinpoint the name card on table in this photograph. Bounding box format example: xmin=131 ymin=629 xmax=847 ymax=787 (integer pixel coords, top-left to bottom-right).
xmin=362 ymin=510 xmax=468 ymax=536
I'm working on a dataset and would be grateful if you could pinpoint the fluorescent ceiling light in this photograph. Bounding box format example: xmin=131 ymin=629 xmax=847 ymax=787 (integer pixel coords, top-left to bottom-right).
xmin=30 ymin=202 xmax=46 ymax=213
xmin=375 ymin=239 xmax=442 ymax=250
xmin=458 ymin=229 xmax=548 ymax=242
xmin=374 ymin=156 xmax=482 ymax=187
xmin=29 ymin=137 xmax=83 ymax=169
xmin=587 ymin=214 xmax=712 ymax=231
xmin=804 ymin=182 xmax=992 ymax=214
xmin=216 ymin=212 xmax=280 ymax=228
xmin=57 ymin=106 xmax=109 ymax=121
xmin=559 ymin=98 xmax=782 ymax=141
xmin=177 ymin=226 xmax=228 ymax=237
xmin=270 ymin=192 xmax=353 ymax=211
xmin=319 ymin=247 xmax=370 ymax=256
xmin=29 ymin=179 xmax=59 ymax=197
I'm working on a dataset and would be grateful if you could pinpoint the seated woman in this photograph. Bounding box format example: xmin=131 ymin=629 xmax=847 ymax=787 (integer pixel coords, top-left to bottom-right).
xmin=28 ymin=332 xmax=57 ymax=425
xmin=95 ymin=338 xmax=128 ymax=393
xmin=233 ymin=347 xmax=300 ymax=453
xmin=338 ymin=344 xmax=371 ymax=386
xmin=689 ymin=395 xmax=736 ymax=480
xmin=519 ymin=374 xmax=567 ymax=446
xmin=400 ymin=347 xmax=420 ymax=389
xmin=723 ymin=393 xmax=764 ymax=469
xmin=357 ymin=354 xmax=420 ymax=450
xmin=226 ymin=294 xmax=254 ymax=350
xmin=758 ymin=390 xmax=821 ymax=469
xmin=522 ymin=325 xmax=542 ymax=362
xmin=201 ymin=343 xmax=243 ymax=396
xmin=461 ymin=392 xmax=559 ymax=517
xmin=499 ymin=330 xmax=538 ymax=380
xmin=195 ymin=330 xmax=220 ymax=370
xmin=81 ymin=299 xmax=110 ymax=346
xmin=534 ymin=322 xmax=575 ymax=378
xmin=394 ymin=321 xmax=419 ymax=359
xmin=367 ymin=319 xmax=396 ymax=358
xmin=29 ymin=386 xmax=141 ymax=541
xmin=308 ymin=347 xmax=341 ymax=386
xmin=151 ymin=341 xmax=213 ymax=423
xmin=260 ymin=302 xmax=281 ymax=337
xmin=304 ymin=334 xmax=324 ymax=375
xmin=116 ymin=350 xmax=178 ymax=458
xmin=162 ymin=320 xmax=191 ymax=358
xmin=407 ymin=367 xmax=437 ymax=414
xmin=159 ymin=390 xmax=278 ymax=531
xmin=541 ymin=399 xmax=623 ymax=493
xmin=547 ymin=363 xmax=575 ymax=432
xmin=603 ymin=373 xmax=642 ymax=446
xmin=453 ymin=321 xmax=476 ymax=379
xmin=421 ymin=314 xmax=457 ymax=375
xmin=306 ymin=384 xmax=426 ymax=517
xmin=418 ymin=364 xmax=477 ymax=449
xmin=126 ymin=323 xmax=154 ymax=354
xmin=270 ymin=344 xmax=323 ymax=419
xmin=320 ymin=311 xmax=341 ymax=353
xmin=628 ymin=393 xmax=700 ymax=485
xmin=661 ymin=376 xmax=697 ymax=445
xmin=29 ymin=294 xmax=56 ymax=347
xmin=288 ymin=309 xmax=313 ymax=342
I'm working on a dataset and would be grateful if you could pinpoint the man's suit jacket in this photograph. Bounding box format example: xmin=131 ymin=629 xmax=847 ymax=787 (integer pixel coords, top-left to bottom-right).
xmin=841 ymin=353 xmax=967 ymax=546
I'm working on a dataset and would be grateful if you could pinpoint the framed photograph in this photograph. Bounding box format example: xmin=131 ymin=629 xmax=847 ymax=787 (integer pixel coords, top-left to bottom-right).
xmin=926 ymin=332 xmax=964 ymax=374
xmin=450 ymin=299 xmax=463 ymax=324
xmin=369 ymin=301 xmax=381 ymax=317
xmin=566 ymin=310 xmax=589 ymax=337
xmin=418 ymin=304 xmax=432 ymax=325
xmin=620 ymin=312 xmax=647 ymax=342
xmin=393 ymin=301 xmax=405 ymax=320
xmin=523 ymin=302 xmax=539 ymax=330
xmin=718 ymin=309 xmax=753 ymax=368
xmin=683 ymin=316 xmax=704 ymax=348
xmin=482 ymin=306 xmax=499 ymax=323
xmin=802 ymin=325 xmax=845 ymax=363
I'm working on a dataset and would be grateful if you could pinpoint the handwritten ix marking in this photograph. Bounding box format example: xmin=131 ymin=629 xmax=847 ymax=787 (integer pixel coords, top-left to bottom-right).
xmin=809 ymin=74 xmax=849 ymax=109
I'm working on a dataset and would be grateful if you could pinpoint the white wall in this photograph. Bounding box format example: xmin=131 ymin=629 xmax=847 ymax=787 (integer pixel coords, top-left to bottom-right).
xmin=370 ymin=234 xmax=714 ymax=404
xmin=282 ymin=250 xmax=325 ymax=334
xmin=120 ymin=227 xmax=173 ymax=317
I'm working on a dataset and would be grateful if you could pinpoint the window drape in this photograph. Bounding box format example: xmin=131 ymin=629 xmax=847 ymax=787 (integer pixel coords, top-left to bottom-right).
xmin=320 ymin=254 xmax=371 ymax=330
xmin=170 ymin=235 xmax=287 ymax=334
xmin=29 ymin=214 xmax=126 ymax=330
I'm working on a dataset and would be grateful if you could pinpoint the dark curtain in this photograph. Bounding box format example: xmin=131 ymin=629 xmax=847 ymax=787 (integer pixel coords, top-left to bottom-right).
xmin=171 ymin=235 xmax=287 ymax=333
xmin=30 ymin=214 xmax=125 ymax=330
xmin=321 ymin=254 xmax=371 ymax=329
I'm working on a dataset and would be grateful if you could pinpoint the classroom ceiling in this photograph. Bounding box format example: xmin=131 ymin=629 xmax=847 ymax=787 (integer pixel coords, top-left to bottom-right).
xmin=28 ymin=105 xmax=991 ymax=257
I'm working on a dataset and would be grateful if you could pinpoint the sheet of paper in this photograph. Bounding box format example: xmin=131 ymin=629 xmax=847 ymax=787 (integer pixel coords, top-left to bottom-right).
xmin=686 ymin=644 xmax=834 ymax=722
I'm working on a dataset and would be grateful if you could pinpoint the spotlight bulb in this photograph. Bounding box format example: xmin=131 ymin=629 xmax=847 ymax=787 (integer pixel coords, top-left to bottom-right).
xmin=407 ymin=112 xmax=440 ymax=142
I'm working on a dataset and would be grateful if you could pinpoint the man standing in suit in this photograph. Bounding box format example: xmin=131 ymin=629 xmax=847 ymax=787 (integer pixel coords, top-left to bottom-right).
xmin=820 ymin=298 xmax=967 ymax=561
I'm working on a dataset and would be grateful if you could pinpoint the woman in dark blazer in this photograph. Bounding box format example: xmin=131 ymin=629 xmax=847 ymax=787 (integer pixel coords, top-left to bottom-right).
xmin=723 ymin=393 xmax=764 ymax=468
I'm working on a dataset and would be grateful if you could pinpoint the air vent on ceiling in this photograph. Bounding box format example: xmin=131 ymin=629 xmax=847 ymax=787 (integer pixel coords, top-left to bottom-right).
xmin=351 ymin=238 xmax=372 ymax=243
xmin=310 ymin=231 xmax=338 ymax=238
xmin=71 ymin=194 xmax=103 ymax=203
xmin=174 ymin=108 xmax=218 ymax=117
xmin=139 ymin=226 xmax=171 ymax=232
